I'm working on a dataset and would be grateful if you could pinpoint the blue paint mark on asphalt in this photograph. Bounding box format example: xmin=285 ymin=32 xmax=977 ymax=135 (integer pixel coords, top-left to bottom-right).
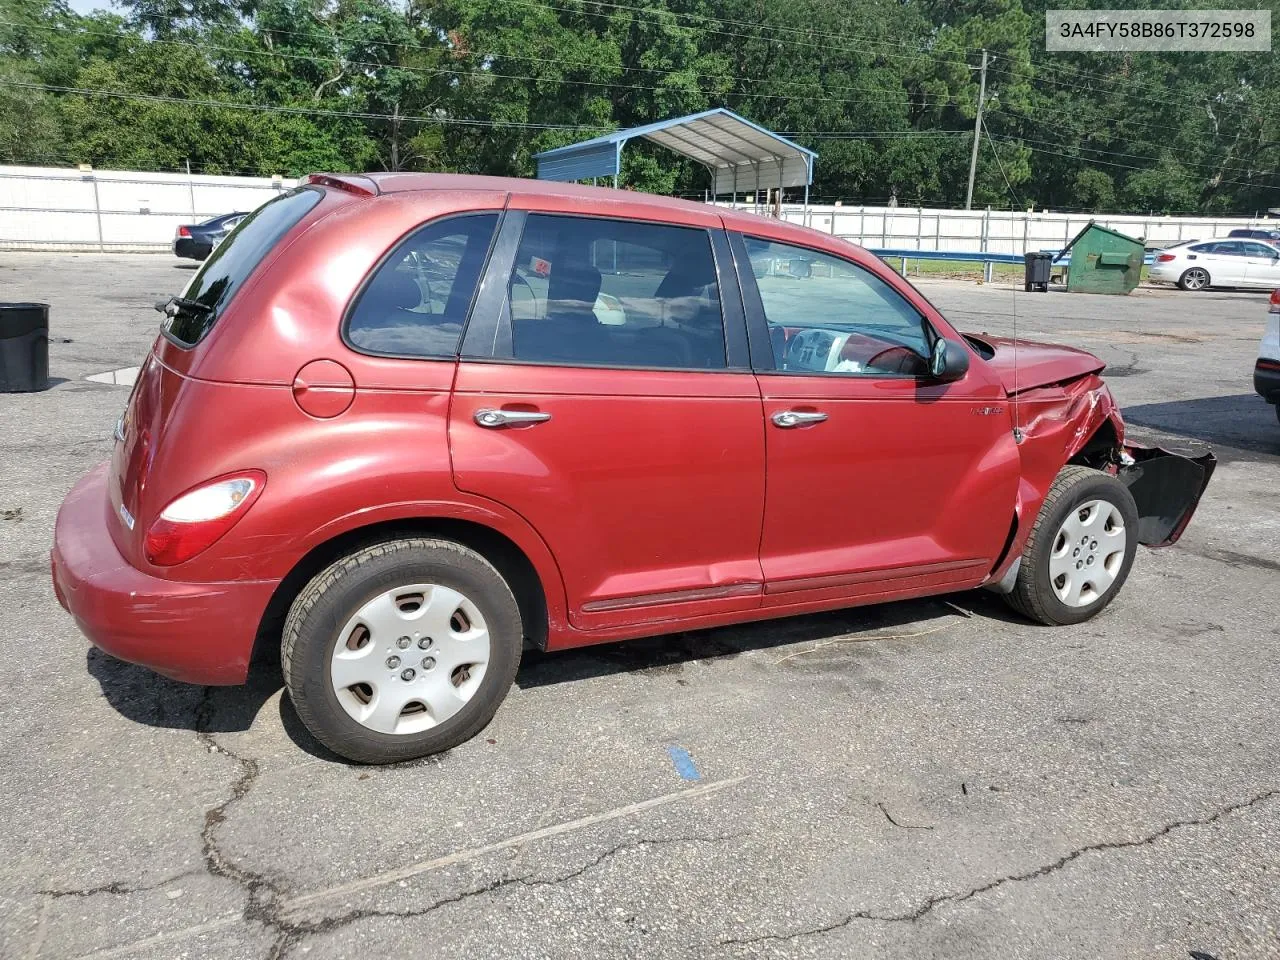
xmin=667 ymin=746 xmax=702 ymax=781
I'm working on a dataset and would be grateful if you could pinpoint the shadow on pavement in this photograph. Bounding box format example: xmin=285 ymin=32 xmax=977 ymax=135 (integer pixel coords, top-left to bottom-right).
xmin=87 ymin=646 xmax=281 ymax=734
xmin=517 ymin=593 xmax=1015 ymax=690
xmin=1123 ymin=394 xmax=1279 ymax=460
xmin=90 ymin=591 xmax=1022 ymax=758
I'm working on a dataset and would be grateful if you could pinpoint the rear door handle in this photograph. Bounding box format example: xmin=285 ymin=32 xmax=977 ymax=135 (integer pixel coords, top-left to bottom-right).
xmin=474 ymin=408 xmax=552 ymax=428
xmin=771 ymin=410 xmax=828 ymax=428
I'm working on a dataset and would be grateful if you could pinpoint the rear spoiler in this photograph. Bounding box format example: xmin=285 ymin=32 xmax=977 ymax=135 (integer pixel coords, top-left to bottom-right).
xmin=304 ymin=173 xmax=380 ymax=197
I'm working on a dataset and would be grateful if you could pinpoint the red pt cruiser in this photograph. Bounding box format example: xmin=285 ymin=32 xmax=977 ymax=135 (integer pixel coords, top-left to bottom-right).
xmin=52 ymin=174 xmax=1214 ymax=763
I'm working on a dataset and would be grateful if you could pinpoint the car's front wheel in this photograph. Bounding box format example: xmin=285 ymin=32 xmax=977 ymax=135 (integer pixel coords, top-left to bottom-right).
xmin=1178 ymin=267 xmax=1210 ymax=291
xmin=282 ymin=538 xmax=522 ymax=764
xmin=1005 ymin=466 xmax=1139 ymax=626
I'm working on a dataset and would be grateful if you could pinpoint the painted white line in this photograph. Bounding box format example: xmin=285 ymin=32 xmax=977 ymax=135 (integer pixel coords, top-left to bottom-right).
xmin=69 ymin=776 xmax=746 ymax=959
xmin=71 ymin=916 xmax=242 ymax=960
xmin=84 ymin=366 xmax=140 ymax=387
xmin=284 ymin=775 xmax=746 ymax=912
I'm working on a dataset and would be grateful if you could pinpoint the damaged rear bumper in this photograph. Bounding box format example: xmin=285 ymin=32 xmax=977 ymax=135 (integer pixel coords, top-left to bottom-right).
xmin=1117 ymin=442 xmax=1216 ymax=547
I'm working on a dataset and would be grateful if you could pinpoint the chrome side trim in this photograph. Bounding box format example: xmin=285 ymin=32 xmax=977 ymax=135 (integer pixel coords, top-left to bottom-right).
xmin=581 ymin=581 xmax=761 ymax=613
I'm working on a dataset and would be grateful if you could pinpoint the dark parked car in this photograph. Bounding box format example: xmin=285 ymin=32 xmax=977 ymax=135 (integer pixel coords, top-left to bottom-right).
xmin=173 ymin=212 xmax=247 ymax=261
xmin=1228 ymin=227 xmax=1280 ymax=243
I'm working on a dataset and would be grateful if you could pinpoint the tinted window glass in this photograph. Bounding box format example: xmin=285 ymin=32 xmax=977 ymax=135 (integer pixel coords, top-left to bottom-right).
xmin=165 ymin=187 xmax=322 ymax=346
xmin=347 ymin=214 xmax=498 ymax=358
xmin=508 ymin=214 xmax=725 ymax=369
xmin=743 ymin=236 xmax=932 ymax=377
xmin=1242 ymin=242 xmax=1278 ymax=257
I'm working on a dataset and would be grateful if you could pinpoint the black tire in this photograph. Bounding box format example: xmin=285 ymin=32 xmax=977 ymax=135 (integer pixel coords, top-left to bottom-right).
xmin=1005 ymin=466 xmax=1139 ymax=626
xmin=1178 ymin=267 xmax=1210 ymax=291
xmin=282 ymin=538 xmax=522 ymax=764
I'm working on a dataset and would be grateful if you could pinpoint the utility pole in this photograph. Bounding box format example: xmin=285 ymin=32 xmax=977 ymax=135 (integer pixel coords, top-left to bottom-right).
xmin=965 ymin=48 xmax=988 ymax=211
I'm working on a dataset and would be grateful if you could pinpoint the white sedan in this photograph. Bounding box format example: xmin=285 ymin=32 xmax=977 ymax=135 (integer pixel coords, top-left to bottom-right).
xmin=1148 ymin=238 xmax=1280 ymax=291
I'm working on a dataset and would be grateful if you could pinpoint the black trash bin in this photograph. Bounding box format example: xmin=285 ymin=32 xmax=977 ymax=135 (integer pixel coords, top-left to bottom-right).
xmin=1023 ymin=252 xmax=1052 ymax=292
xmin=0 ymin=302 xmax=50 ymax=392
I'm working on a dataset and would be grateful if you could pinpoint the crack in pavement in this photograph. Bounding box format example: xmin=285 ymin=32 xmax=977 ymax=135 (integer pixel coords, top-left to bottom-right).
xmin=720 ymin=788 xmax=1279 ymax=948
xmin=876 ymin=802 xmax=934 ymax=831
xmin=270 ymin=832 xmax=747 ymax=959
xmin=190 ymin=689 xmax=746 ymax=960
xmin=37 ymin=870 xmax=201 ymax=900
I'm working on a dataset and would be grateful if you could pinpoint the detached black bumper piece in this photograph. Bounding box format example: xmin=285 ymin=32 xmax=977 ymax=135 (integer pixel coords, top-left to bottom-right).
xmin=1118 ymin=442 xmax=1216 ymax=547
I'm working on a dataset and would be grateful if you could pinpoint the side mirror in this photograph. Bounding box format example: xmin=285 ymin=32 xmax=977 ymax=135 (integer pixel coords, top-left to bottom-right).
xmin=929 ymin=337 xmax=970 ymax=382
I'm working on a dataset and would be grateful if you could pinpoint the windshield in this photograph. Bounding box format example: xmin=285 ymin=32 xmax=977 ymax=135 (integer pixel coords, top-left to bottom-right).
xmin=164 ymin=187 xmax=322 ymax=346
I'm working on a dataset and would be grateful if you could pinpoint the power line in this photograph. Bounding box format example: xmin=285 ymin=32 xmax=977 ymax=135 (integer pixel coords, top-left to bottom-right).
xmin=0 ymin=17 xmax=927 ymax=112
xmin=997 ymin=126 xmax=1274 ymax=180
xmin=497 ymin=0 xmax=976 ymax=76
xmin=780 ymin=130 xmax=970 ymax=139
xmin=493 ymin=0 xmax=984 ymax=72
xmin=987 ymin=51 xmax=1260 ymax=121
xmin=982 ymin=115 xmax=1022 ymax=210
xmin=0 ymin=79 xmax=610 ymax=130
xmin=986 ymin=133 xmax=1270 ymax=190
xmin=248 ymin=16 xmax=938 ymax=105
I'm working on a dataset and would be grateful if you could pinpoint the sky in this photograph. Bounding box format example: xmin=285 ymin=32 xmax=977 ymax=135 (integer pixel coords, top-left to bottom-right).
xmin=66 ymin=0 xmax=109 ymax=13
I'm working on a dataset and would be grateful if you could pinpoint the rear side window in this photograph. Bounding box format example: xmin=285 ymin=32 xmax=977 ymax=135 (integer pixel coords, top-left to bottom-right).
xmin=346 ymin=214 xmax=498 ymax=358
xmin=165 ymin=187 xmax=322 ymax=346
xmin=507 ymin=214 xmax=726 ymax=369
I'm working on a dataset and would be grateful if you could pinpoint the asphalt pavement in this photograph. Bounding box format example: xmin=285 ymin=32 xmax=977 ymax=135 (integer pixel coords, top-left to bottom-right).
xmin=0 ymin=252 xmax=1276 ymax=960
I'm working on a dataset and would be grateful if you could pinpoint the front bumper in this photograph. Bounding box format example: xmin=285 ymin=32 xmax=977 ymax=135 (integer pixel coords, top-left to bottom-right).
xmin=1117 ymin=442 xmax=1216 ymax=547
xmin=1254 ymin=359 xmax=1280 ymax=403
xmin=51 ymin=463 xmax=277 ymax=685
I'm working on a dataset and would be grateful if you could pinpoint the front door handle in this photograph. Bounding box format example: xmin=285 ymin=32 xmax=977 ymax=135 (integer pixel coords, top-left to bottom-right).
xmin=771 ymin=410 xmax=828 ymax=428
xmin=474 ymin=408 xmax=552 ymax=428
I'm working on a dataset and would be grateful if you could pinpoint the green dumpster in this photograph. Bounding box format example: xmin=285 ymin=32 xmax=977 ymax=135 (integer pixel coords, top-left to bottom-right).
xmin=1058 ymin=222 xmax=1145 ymax=295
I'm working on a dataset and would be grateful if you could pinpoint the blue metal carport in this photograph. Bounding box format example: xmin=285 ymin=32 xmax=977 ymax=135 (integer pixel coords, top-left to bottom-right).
xmin=534 ymin=108 xmax=817 ymax=204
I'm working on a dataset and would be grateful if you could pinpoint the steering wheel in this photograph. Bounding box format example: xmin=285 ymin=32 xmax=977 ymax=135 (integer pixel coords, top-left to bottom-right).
xmin=510 ymin=271 xmax=540 ymax=318
xmin=863 ymin=345 xmax=925 ymax=375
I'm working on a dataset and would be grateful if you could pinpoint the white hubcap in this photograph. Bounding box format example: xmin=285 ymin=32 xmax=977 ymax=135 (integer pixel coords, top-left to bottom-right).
xmin=330 ymin=583 xmax=490 ymax=735
xmin=1048 ymin=499 xmax=1127 ymax=608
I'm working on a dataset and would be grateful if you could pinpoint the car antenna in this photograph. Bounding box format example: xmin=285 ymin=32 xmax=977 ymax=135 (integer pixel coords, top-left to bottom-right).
xmin=980 ymin=114 xmax=1024 ymax=444
xmin=1011 ymin=251 xmax=1023 ymax=444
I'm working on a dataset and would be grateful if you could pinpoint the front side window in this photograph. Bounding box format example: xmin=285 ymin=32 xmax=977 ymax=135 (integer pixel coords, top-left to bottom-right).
xmin=346 ymin=213 xmax=498 ymax=358
xmin=1242 ymin=242 xmax=1279 ymax=258
xmin=507 ymin=214 xmax=726 ymax=369
xmin=743 ymin=236 xmax=932 ymax=377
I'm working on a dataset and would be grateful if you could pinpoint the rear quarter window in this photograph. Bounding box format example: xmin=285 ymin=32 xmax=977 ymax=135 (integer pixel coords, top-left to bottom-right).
xmin=344 ymin=213 xmax=499 ymax=358
xmin=164 ymin=187 xmax=323 ymax=346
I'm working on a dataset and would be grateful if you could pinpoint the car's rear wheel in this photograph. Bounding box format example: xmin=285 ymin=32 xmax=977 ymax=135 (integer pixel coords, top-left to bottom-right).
xmin=1005 ymin=466 xmax=1139 ymax=626
xmin=282 ymin=538 xmax=522 ymax=764
xmin=1178 ymin=267 xmax=1210 ymax=291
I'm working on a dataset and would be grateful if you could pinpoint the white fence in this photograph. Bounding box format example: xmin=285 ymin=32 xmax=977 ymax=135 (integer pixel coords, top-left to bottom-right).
xmin=749 ymin=203 xmax=1275 ymax=255
xmin=0 ymin=165 xmax=297 ymax=251
xmin=0 ymin=163 xmax=1275 ymax=253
